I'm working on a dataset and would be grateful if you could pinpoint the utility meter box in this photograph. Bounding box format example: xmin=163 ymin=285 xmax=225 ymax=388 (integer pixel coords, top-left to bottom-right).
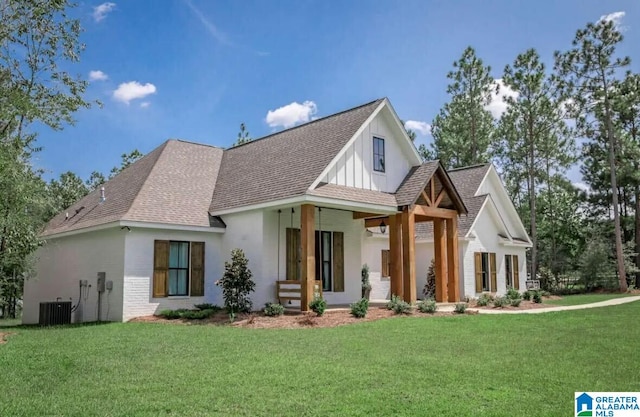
xmin=97 ymin=272 xmax=106 ymax=293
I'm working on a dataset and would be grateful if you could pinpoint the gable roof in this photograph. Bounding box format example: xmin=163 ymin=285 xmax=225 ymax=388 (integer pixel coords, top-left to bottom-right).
xmin=395 ymin=161 xmax=467 ymax=214
xmin=42 ymin=140 xmax=224 ymax=237
xmin=446 ymin=163 xmax=491 ymax=199
xmin=209 ymin=99 xmax=384 ymax=213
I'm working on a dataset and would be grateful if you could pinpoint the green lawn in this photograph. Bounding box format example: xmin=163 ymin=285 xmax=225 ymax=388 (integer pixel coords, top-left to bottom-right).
xmin=544 ymin=293 xmax=636 ymax=306
xmin=2 ymin=303 xmax=640 ymax=417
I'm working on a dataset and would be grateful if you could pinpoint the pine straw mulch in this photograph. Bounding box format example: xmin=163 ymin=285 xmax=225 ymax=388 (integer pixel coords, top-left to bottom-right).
xmin=129 ymin=307 xmax=477 ymax=329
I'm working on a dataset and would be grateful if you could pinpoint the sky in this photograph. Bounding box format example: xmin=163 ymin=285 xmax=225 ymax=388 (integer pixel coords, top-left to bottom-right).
xmin=34 ymin=0 xmax=640 ymax=186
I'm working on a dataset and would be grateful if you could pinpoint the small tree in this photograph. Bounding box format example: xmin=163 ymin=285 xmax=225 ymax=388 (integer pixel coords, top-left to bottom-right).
xmin=422 ymin=259 xmax=436 ymax=299
xmin=218 ymin=249 xmax=255 ymax=319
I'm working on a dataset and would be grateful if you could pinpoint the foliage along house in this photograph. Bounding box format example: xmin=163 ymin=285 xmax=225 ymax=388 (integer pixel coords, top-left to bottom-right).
xmin=22 ymin=98 xmax=531 ymax=323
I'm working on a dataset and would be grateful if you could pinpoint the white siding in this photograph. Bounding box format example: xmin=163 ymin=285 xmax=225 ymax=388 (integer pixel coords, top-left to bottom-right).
xmin=322 ymin=110 xmax=413 ymax=193
xmin=478 ymin=170 xmax=523 ymax=239
xmin=122 ymin=228 xmax=224 ymax=321
xmin=361 ymin=236 xmax=390 ymax=300
xmin=23 ymin=228 xmax=125 ymax=324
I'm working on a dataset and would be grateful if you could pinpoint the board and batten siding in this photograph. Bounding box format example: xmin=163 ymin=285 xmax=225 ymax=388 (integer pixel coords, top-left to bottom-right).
xmin=23 ymin=228 xmax=125 ymax=324
xmin=122 ymin=228 xmax=224 ymax=321
xmin=321 ymin=110 xmax=413 ymax=193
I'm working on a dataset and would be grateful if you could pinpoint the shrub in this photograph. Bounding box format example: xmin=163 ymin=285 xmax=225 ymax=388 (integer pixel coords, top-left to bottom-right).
xmin=477 ymin=293 xmax=491 ymax=306
xmin=392 ymin=299 xmax=412 ymax=315
xmin=350 ymin=298 xmax=369 ymax=318
xmin=506 ymin=288 xmax=520 ymax=300
xmin=217 ymin=248 xmax=256 ymax=318
xmin=492 ymin=296 xmax=507 ymax=308
xmin=386 ymin=295 xmax=403 ymax=310
xmin=263 ymin=303 xmax=285 ymax=317
xmin=510 ymin=297 xmax=522 ymax=307
xmin=417 ymin=299 xmax=437 ymax=314
xmin=158 ymin=309 xmax=186 ymax=320
xmin=522 ymin=290 xmax=531 ymax=301
xmin=193 ymin=303 xmax=221 ymax=312
xmin=532 ymin=291 xmax=542 ymax=304
xmin=309 ymin=296 xmax=327 ymax=317
xmin=361 ymin=264 xmax=371 ymax=291
xmin=158 ymin=308 xmax=216 ymax=320
xmin=453 ymin=303 xmax=468 ymax=314
xmin=422 ymin=259 xmax=436 ymax=299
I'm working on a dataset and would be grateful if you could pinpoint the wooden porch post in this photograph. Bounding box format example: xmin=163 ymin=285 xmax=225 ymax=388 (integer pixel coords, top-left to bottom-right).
xmin=300 ymin=204 xmax=315 ymax=311
xmin=446 ymin=216 xmax=460 ymax=302
xmin=389 ymin=213 xmax=403 ymax=299
xmin=433 ymin=218 xmax=448 ymax=302
xmin=401 ymin=207 xmax=416 ymax=304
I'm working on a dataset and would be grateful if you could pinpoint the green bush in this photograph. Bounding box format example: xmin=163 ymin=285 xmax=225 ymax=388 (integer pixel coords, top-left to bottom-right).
xmin=453 ymin=303 xmax=467 ymax=314
xmin=506 ymin=288 xmax=520 ymax=300
xmin=510 ymin=297 xmax=522 ymax=307
xmin=392 ymin=299 xmax=412 ymax=315
xmin=477 ymin=293 xmax=491 ymax=306
xmin=522 ymin=290 xmax=531 ymax=301
xmin=532 ymin=291 xmax=542 ymax=304
xmin=263 ymin=303 xmax=285 ymax=317
xmin=492 ymin=296 xmax=507 ymax=308
xmin=417 ymin=299 xmax=437 ymax=314
xmin=386 ymin=295 xmax=403 ymax=311
xmin=350 ymin=298 xmax=369 ymax=318
xmin=309 ymin=296 xmax=327 ymax=317
xmin=218 ymin=248 xmax=256 ymax=317
xmin=193 ymin=303 xmax=221 ymax=312
xmin=159 ymin=308 xmax=216 ymax=320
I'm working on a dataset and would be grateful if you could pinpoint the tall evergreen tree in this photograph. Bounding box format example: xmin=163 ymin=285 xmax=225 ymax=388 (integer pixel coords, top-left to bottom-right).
xmin=495 ymin=48 xmax=575 ymax=282
xmin=428 ymin=47 xmax=498 ymax=168
xmin=554 ymin=19 xmax=631 ymax=290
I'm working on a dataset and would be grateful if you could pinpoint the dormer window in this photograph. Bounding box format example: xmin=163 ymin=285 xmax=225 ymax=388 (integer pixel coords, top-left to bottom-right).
xmin=373 ymin=137 xmax=385 ymax=172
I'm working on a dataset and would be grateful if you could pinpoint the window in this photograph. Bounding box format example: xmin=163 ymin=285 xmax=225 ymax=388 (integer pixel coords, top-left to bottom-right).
xmin=505 ymin=254 xmax=520 ymax=290
xmin=168 ymin=241 xmax=189 ymax=296
xmin=474 ymin=252 xmax=496 ymax=293
xmin=373 ymin=137 xmax=385 ymax=172
xmin=285 ymin=228 xmax=344 ymax=292
xmin=381 ymin=249 xmax=390 ymax=277
xmin=153 ymin=240 xmax=205 ymax=298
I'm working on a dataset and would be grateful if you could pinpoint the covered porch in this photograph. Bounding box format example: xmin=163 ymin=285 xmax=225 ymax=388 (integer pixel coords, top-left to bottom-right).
xmin=274 ymin=161 xmax=467 ymax=311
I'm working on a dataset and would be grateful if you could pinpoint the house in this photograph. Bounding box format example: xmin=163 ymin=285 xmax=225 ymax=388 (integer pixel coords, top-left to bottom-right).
xmin=363 ymin=163 xmax=531 ymax=301
xmin=22 ymin=98 xmax=531 ymax=324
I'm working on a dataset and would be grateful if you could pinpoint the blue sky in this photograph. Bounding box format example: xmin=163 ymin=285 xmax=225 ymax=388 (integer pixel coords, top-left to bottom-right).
xmin=35 ymin=0 xmax=639 ymax=185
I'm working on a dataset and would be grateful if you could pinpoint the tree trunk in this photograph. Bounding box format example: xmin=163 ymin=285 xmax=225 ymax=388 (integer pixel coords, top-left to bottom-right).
xmin=528 ymin=116 xmax=537 ymax=283
xmin=635 ymin=185 xmax=640 ymax=288
xmin=604 ymin=93 xmax=627 ymax=291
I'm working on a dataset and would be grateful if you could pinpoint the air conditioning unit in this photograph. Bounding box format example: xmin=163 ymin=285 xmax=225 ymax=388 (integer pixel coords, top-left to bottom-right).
xmin=39 ymin=301 xmax=72 ymax=326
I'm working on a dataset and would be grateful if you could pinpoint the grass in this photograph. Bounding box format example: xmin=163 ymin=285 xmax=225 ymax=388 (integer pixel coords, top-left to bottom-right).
xmin=2 ymin=302 xmax=640 ymax=416
xmin=544 ymin=293 xmax=636 ymax=306
xmin=0 ymin=317 xmax=21 ymax=328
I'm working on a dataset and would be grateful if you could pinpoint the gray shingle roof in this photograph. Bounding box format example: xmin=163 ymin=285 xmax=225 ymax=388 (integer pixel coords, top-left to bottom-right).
xmin=446 ymin=163 xmax=491 ymax=199
xmin=308 ymin=183 xmax=397 ymax=207
xmin=209 ymin=99 xmax=384 ymax=213
xmin=394 ymin=161 xmax=439 ymax=207
xmin=415 ymin=195 xmax=487 ymax=239
xmin=42 ymin=140 xmax=224 ymax=236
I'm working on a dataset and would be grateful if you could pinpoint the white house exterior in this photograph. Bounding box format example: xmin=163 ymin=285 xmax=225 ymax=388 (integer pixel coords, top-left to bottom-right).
xmin=23 ymin=98 xmax=530 ymax=324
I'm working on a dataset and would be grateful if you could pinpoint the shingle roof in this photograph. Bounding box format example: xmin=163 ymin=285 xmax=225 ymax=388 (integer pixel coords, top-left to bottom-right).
xmin=394 ymin=161 xmax=439 ymax=206
xmin=42 ymin=140 xmax=224 ymax=236
xmin=446 ymin=163 xmax=491 ymax=199
xmin=209 ymin=99 xmax=384 ymax=213
xmin=308 ymin=183 xmax=397 ymax=208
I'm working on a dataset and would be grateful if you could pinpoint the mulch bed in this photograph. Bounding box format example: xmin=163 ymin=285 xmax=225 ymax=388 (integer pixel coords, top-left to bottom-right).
xmin=130 ymin=307 xmax=473 ymax=329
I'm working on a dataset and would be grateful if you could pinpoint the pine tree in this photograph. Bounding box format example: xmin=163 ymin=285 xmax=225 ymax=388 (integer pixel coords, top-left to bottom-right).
xmin=554 ymin=19 xmax=631 ymax=290
xmin=233 ymin=122 xmax=252 ymax=146
xmin=495 ymin=48 xmax=575 ymax=282
xmin=428 ymin=47 xmax=498 ymax=168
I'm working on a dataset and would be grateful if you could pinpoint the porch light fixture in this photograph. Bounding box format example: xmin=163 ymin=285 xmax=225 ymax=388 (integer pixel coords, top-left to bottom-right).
xmin=379 ymin=220 xmax=386 ymax=234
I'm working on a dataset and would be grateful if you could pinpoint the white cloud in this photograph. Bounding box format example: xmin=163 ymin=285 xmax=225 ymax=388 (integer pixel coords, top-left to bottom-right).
xmin=404 ymin=120 xmax=431 ymax=136
xmin=485 ymin=78 xmax=519 ymax=119
xmin=266 ymin=101 xmax=317 ymax=129
xmin=112 ymin=81 xmax=157 ymax=104
xmin=88 ymin=70 xmax=108 ymax=82
xmin=140 ymin=101 xmax=150 ymax=108
xmin=93 ymin=2 xmax=116 ymax=22
xmin=599 ymin=11 xmax=625 ymax=29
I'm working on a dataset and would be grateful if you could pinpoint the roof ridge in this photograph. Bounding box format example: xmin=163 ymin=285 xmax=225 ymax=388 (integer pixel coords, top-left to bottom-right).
xmin=122 ymin=141 xmax=170 ymax=220
xmin=174 ymin=138 xmax=224 ymax=149
xmin=226 ymin=98 xmax=385 ymax=151
xmin=447 ymin=162 xmax=491 ymax=172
